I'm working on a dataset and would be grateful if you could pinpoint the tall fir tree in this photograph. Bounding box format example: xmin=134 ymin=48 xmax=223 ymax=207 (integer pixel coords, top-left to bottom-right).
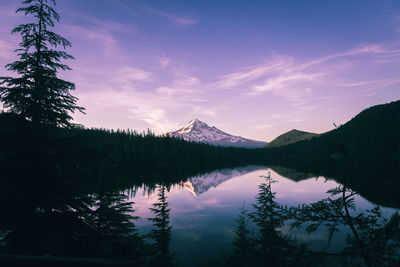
xmin=0 ymin=0 xmax=84 ymax=127
xmin=147 ymin=185 xmax=175 ymax=266
xmin=227 ymin=206 xmax=257 ymax=267
xmin=249 ymin=171 xmax=293 ymax=266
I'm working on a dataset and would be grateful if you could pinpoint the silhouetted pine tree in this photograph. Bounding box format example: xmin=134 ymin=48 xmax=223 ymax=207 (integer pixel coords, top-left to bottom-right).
xmin=249 ymin=171 xmax=291 ymax=265
xmin=85 ymin=191 xmax=145 ymax=259
xmin=147 ymin=185 xmax=175 ymax=266
xmin=227 ymin=206 xmax=257 ymax=267
xmin=0 ymin=0 xmax=84 ymax=127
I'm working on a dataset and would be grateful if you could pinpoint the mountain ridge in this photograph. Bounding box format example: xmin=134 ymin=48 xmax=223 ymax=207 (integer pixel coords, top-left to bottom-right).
xmin=169 ymin=118 xmax=267 ymax=148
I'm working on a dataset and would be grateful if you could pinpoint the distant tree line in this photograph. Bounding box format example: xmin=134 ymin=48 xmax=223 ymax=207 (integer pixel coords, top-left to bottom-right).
xmin=0 ymin=112 xmax=268 ymax=194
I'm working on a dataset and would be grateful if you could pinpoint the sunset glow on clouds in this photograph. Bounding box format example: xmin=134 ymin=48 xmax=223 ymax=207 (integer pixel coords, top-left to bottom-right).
xmin=0 ymin=0 xmax=399 ymax=141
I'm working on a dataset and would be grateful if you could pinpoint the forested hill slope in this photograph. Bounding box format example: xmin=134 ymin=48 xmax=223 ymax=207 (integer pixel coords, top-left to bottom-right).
xmin=267 ymin=129 xmax=318 ymax=148
xmin=265 ymin=100 xmax=400 ymax=180
xmin=328 ymin=99 xmax=400 ymax=140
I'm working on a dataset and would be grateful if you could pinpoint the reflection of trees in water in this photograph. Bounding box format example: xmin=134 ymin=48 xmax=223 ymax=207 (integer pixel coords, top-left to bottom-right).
xmin=81 ymin=192 xmax=145 ymax=260
xmin=147 ymin=185 xmax=175 ymax=267
xmin=0 ymin=181 xmax=178 ymax=265
xmin=227 ymin=172 xmax=312 ymax=267
xmin=289 ymin=183 xmax=400 ymax=266
xmin=0 ymin=191 xmax=145 ymax=262
xmin=227 ymin=171 xmax=400 ymax=267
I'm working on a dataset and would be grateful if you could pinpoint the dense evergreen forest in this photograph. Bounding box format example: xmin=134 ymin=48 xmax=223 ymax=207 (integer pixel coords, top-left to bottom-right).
xmin=0 ymin=112 xmax=268 ymax=192
xmin=1 ymin=99 xmax=399 ymax=206
xmin=263 ymin=100 xmax=400 ymax=205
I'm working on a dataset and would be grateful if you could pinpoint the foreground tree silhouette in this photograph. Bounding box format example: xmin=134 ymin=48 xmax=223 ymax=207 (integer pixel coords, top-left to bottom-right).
xmin=249 ymin=171 xmax=293 ymax=266
xmin=147 ymin=185 xmax=175 ymax=266
xmin=0 ymin=0 xmax=84 ymax=127
xmin=289 ymin=183 xmax=400 ymax=267
xmin=226 ymin=172 xmax=316 ymax=267
xmin=226 ymin=206 xmax=257 ymax=267
xmin=85 ymin=192 xmax=144 ymax=259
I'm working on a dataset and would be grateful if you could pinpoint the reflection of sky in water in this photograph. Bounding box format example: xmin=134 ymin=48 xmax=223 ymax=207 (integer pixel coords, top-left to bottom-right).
xmin=128 ymin=167 xmax=397 ymax=266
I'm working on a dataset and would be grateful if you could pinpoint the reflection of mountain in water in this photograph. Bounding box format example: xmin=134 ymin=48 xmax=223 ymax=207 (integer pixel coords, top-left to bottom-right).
xmin=182 ymin=165 xmax=265 ymax=196
xmin=268 ymin=165 xmax=317 ymax=182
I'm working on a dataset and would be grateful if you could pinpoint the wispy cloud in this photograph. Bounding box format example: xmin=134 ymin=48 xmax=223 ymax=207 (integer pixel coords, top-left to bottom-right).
xmin=128 ymin=106 xmax=176 ymax=133
xmin=60 ymin=14 xmax=137 ymax=55
xmin=300 ymin=43 xmax=400 ymax=69
xmin=114 ymin=67 xmax=155 ymax=82
xmin=346 ymin=44 xmax=386 ymax=55
xmin=156 ymin=87 xmax=193 ymax=95
xmin=159 ymin=56 xmax=171 ymax=67
xmin=252 ymin=124 xmax=274 ymax=129
xmin=156 ymin=63 xmax=200 ymax=95
xmin=111 ymin=1 xmax=198 ymax=28
xmin=0 ymin=5 xmax=25 ymax=36
xmin=334 ymin=79 xmax=400 ymax=91
xmin=142 ymin=4 xmax=199 ymax=27
xmin=192 ymin=106 xmax=229 ymax=117
xmin=71 ymin=62 xmax=208 ymax=133
xmin=211 ymin=42 xmax=400 ymax=106
xmin=175 ymin=76 xmax=199 ymax=87
xmin=75 ymin=88 xmax=180 ymax=132
xmin=212 ymin=56 xmax=293 ymax=88
xmin=288 ymin=119 xmax=304 ymax=123
xmin=252 ymin=73 xmax=321 ymax=97
xmin=71 ymin=14 xmax=133 ymax=33
xmin=62 ymin=24 xmax=117 ymax=48
xmin=0 ymin=6 xmax=21 ymax=19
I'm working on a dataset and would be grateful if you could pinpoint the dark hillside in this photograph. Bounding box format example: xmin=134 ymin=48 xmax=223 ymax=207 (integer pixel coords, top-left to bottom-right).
xmin=265 ymin=100 xmax=400 ymax=207
xmin=267 ymin=129 xmax=318 ymax=148
xmin=266 ymin=100 xmax=400 ymax=169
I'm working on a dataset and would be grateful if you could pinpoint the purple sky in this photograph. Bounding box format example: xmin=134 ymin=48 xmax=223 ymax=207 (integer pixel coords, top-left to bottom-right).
xmin=1 ymin=0 xmax=400 ymax=141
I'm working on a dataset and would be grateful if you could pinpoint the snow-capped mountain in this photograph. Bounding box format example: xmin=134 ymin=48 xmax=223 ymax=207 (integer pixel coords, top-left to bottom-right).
xmin=169 ymin=119 xmax=267 ymax=148
xmin=181 ymin=166 xmax=265 ymax=196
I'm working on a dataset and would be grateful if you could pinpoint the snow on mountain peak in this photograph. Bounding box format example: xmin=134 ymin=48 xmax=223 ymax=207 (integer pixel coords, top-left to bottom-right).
xmin=181 ymin=165 xmax=265 ymax=196
xmin=169 ymin=119 xmax=268 ymax=148
xmin=177 ymin=118 xmax=207 ymax=134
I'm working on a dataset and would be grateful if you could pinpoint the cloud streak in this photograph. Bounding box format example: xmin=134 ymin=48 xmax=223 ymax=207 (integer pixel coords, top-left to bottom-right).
xmin=111 ymin=0 xmax=199 ymax=28
xmin=114 ymin=67 xmax=155 ymax=82
xmin=62 ymin=24 xmax=117 ymax=48
xmin=142 ymin=5 xmax=199 ymax=27
xmin=212 ymin=56 xmax=293 ymax=89
xmin=252 ymin=73 xmax=320 ymax=96
xmin=210 ymin=42 xmax=400 ymax=106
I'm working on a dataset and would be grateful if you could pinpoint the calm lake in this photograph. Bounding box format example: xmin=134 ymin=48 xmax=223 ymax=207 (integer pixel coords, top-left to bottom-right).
xmin=1 ymin=160 xmax=399 ymax=266
xmin=128 ymin=166 xmax=398 ymax=266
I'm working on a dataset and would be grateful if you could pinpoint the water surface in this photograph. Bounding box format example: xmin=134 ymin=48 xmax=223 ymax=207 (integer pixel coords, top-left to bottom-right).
xmin=129 ymin=166 xmax=397 ymax=265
